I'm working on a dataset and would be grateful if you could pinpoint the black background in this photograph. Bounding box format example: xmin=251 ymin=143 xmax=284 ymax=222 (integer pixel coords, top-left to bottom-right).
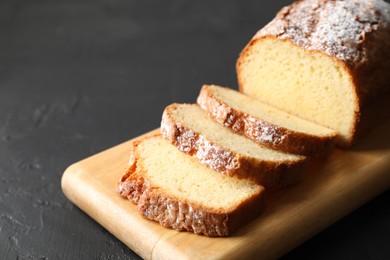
xmin=1 ymin=0 xmax=389 ymax=259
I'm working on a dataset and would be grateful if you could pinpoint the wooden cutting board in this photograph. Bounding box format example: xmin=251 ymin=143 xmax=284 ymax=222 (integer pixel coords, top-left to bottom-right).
xmin=61 ymin=120 xmax=390 ymax=260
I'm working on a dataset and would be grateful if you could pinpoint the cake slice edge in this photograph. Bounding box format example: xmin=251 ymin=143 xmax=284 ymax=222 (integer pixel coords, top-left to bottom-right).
xmin=197 ymin=84 xmax=336 ymax=156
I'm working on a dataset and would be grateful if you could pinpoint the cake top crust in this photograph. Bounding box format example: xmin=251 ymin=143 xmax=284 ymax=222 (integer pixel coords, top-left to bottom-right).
xmin=256 ymin=0 xmax=390 ymax=66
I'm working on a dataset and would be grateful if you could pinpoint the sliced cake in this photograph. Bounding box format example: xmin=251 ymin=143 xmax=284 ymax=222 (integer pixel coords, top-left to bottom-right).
xmin=197 ymin=84 xmax=336 ymax=156
xmin=161 ymin=103 xmax=307 ymax=187
xmin=118 ymin=135 xmax=265 ymax=237
xmin=236 ymin=0 xmax=390 ymax=147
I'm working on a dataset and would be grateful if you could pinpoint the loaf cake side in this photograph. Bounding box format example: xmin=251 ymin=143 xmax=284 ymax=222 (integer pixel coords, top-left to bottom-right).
xmin=237 ymin=0 xmax=390 ymax=147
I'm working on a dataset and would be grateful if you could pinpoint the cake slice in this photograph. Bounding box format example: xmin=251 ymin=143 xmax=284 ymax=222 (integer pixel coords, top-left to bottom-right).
xmin=118 ymin=135 xmax=265 ymax=237
xmin=197 ymin=85 xmax=336 ymax=156
xmin=161 ymin=103 xmax=307 ymax=187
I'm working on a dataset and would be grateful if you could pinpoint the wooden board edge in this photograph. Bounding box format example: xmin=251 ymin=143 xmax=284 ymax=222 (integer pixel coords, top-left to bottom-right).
xmin=61 ymin=163 xmax=157 ymax=259
xmin=61 ymin=128 xmax=164 ymax=259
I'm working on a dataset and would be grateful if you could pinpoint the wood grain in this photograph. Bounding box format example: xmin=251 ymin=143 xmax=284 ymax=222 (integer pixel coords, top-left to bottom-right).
xmin=61 ymin=120 xmax=390 ymax=260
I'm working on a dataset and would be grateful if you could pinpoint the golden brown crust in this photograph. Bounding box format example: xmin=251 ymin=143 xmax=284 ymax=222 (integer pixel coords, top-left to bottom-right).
xmin=161 ymin=103 xmax=307 ymax=187
xmin=197 ymin=85 xmax=336 ymax=156
xmin=117 ymin=138 xmax=265 ymax=237
xmin=252 ymin=0 xmax=390 ymax=105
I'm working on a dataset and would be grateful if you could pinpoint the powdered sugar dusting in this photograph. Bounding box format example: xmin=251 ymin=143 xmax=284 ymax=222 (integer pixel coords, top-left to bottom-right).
xmin=256 ymin=0 xmax=390 ymax=66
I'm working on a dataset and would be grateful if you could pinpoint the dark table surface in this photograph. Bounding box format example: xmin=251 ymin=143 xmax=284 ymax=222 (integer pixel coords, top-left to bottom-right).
xmin=1 ymin=0 xmax=389 ymax=259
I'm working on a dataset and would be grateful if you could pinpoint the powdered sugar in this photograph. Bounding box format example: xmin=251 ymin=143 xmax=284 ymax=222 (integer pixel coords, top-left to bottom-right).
xmin=256 ymin=0 xmax=390 ymax=66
